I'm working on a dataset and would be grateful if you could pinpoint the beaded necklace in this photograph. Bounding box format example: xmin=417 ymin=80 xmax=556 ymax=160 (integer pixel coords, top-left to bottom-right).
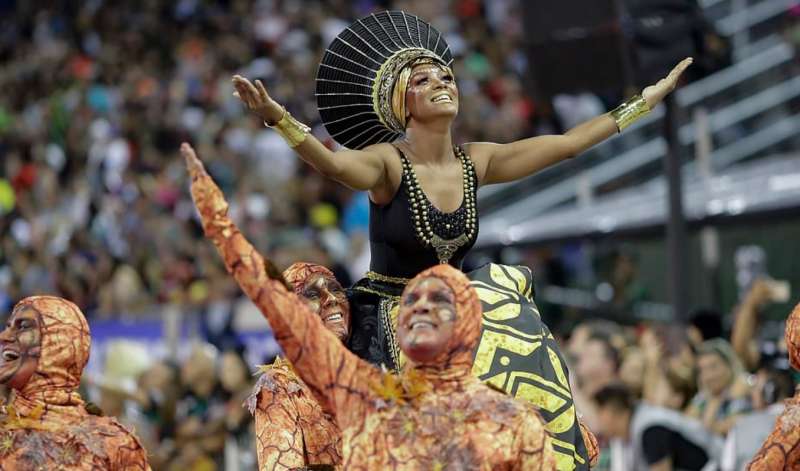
xmin=399 ymin=146 xmax=478 ymax=264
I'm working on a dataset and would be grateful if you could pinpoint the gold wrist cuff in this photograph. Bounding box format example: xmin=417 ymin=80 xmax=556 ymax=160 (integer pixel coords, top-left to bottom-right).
xmin=265 ymin=108 xmax=311 ymax=147
xmin=610 ymin=94 xmax=651 ymax=132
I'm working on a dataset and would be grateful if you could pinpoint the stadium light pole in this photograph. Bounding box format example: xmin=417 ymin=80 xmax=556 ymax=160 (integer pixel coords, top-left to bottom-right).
xmin=662 ymin=93 xmax=690 ymax=322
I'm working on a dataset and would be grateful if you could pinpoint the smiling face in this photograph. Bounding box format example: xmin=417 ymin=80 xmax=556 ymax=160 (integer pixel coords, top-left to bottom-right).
xmin=397 ymin=277 xmax=457 ymax=364
xmin=0 ymin=306 xmax=42 ymax=390
xmin=299 ymin=273 xmax=350 ymax=342
xmin=697 ymin=351 xmax=733 ymax=397
xmin=404 ymin=63 xmax=459 ymax=124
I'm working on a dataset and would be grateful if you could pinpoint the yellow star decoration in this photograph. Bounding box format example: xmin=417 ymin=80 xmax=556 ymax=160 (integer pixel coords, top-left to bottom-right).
xmin=58 ymin=442 xmax=80 ymax=465
xmin=257 ymin=357 xmax=299 ymax=379
xmin=0 ymin=432 xmax=15 ymax=456
xmin=370 ymin=368 xmax=432 ymax=404
xmin=401 ymin=369 xmax=431 ymax=400
xmin=370 ymin=372 xmax=405 ymax=404
xmin=28 ymin=404 xmax=44 ymax=420
xmin=1 ymin=404 xmax=56 ymax=433
xmin=403 ymin=419 xmax=415 ymax=435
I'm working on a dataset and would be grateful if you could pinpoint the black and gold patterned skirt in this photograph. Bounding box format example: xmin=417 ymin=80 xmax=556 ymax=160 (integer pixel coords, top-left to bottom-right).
xmin=347 ymin=264 xmax=590 ymax=471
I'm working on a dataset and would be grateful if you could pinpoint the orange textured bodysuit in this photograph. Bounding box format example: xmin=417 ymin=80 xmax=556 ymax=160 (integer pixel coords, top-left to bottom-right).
xmin=246 ymin=357 xmax=341 ymax=470
xmin=747 ymin=301 xmax=800 ymax=470
xmin=0 ymin=296 xmax=150 ymax=470
xmin=188 ymin=160 xmax=556 ymax=470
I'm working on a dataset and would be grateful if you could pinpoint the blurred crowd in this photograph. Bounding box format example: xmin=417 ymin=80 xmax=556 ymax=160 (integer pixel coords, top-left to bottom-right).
xmin=566 ymin=278 xmax=797 ymax=471
xmin=84 ymin=339 xmax=260 ymax=470
xmin=0 ymin=0 xmax=541 ymax=318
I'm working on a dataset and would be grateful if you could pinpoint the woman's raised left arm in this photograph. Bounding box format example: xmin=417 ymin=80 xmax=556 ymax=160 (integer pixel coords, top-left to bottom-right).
xmin=475 ymin=58 xmax=693 ymax=185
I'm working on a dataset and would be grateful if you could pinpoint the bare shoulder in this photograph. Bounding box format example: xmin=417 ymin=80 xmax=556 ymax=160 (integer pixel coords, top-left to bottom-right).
xmin=462 ymin=141 xmax=498 ymax=158
xmin=461 ymin=142 xmax=497 ymax=183
xmin=362 ymin=142 xmax=400 ymax=166
xmin=461 ymin=142 xmax=499 ymax=184
xmin=362 ymin=142 xmax=403 ymax=202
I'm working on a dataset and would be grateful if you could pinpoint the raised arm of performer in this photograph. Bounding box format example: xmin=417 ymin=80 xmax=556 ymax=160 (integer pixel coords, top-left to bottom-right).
xmin=182 ymin=143 xmax=378 ymax=430
xmin=232 ymin=58 xmax=691 ymax=190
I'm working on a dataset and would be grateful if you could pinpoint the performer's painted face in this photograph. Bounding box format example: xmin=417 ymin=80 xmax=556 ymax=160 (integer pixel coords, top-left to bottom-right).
xmin=405 ymin=64 xmax=458 ymax=122
xmin=0 ymin=306 xmax=42 ymax=389
xmin=300 ymin=273 xmax=350 ymax=342
xmin=398 ymin=276 xmax=457 ymax=363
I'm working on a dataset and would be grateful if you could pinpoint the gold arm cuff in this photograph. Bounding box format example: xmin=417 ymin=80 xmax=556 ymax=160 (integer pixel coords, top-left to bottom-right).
xmin=265 ymin=108 xmax=311 ymax=148
xmin=610 ymin=94 xmax=651 ymax=132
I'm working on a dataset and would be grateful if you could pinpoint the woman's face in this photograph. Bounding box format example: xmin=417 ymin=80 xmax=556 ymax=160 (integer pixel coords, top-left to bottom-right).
xmin=397 ymin=277 xmax=457 ymax=363
xmin=698 ymin=352 xmax=733 ymax=396
xmin=405 ymin=64 xmax=459 ymax=124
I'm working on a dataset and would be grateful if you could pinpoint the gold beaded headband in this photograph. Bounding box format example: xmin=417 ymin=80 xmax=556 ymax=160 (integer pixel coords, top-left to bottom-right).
xmin=373 ymin=48 xmax=450 ymax=134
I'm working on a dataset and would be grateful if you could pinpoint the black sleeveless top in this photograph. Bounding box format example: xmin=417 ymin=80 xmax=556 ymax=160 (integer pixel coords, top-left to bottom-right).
xmin=368 ymin=146 xmax=479 ymax=279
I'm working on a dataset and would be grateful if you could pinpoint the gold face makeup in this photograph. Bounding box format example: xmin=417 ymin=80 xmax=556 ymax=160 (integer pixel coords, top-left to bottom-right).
xmin=403 ymin=63 xmax=459 ymax=124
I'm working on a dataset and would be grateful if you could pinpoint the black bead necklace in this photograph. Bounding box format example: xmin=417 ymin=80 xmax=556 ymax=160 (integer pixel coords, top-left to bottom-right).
xmin=401 ymin=146 xmax=478 ymax=264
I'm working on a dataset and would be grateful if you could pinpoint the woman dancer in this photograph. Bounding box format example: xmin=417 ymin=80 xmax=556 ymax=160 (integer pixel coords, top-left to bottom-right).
xmin=232 ymin=11 xmax=690 ymax=469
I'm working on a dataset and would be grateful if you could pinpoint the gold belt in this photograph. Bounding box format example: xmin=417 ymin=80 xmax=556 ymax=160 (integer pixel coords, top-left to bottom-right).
xmin=365 ymin=271 xmax=410 ymax=285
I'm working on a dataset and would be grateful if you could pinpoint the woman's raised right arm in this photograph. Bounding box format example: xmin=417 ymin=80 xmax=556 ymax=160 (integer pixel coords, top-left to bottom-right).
xmin=232 ymin=75 xmax=387 ymax=191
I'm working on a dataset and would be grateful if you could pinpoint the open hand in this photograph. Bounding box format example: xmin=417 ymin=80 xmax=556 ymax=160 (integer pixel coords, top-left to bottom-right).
xmin=642 ymin=57 xmax=693 ymax=108
xmin=232 ymin=75 xmax=284 ymax=124
xmin=181 ymin=142 xmax=205 ymax=175
xmin=745 ymin=278 xmax=774 ymax=308
xmin=640 ymin=328 xmax=664 ymax=365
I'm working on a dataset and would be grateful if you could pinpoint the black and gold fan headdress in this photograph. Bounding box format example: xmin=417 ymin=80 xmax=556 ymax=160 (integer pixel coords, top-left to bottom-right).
xmin=316 ymin=11 xmax=454 ymax=149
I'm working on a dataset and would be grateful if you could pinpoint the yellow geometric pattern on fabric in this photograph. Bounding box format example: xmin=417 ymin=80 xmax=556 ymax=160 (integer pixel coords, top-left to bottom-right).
xmin=489 ymin=263 xmax=530 ymax=297
xmin=469 ymin=264 xmax=586 ymax=471
xmin=472 ymin=329 xmax=540 ymax=378
xmin=548 ymin=345 xmax=570 ymax=389
xmin=482 ymin=319 xmax=542 ymax=341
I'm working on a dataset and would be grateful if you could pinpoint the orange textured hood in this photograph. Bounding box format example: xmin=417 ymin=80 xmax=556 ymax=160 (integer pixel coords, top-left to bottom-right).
xmin=15 ymin=296 xmax=90 ymax=411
